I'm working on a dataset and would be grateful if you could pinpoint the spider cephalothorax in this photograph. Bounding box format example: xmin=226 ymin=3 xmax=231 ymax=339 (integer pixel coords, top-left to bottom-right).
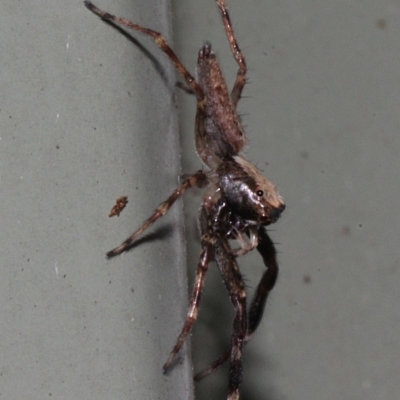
xmin=216 ymin=156 xmax=285 ymax=224
xmin=85 ymin=1 xmax=285 ymax=399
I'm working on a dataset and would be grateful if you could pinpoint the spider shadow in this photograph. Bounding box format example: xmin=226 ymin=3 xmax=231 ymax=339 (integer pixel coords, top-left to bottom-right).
xmin=107 ymin=225 xmax=174 ymax=257
xmin=98 ymin=17 xmax=172 ymax=90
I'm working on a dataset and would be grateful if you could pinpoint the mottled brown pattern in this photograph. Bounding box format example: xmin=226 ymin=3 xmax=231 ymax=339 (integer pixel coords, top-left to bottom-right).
xmin=84 ymin=1 xmax=285 ymax=399
xmin=108 ymin=195 xmax=128 ymax=217
xmin=196 ymin=45 xmax=246 ymax=167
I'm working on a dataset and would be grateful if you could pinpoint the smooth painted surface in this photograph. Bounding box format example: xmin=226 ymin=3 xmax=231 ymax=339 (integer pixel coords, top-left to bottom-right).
xmin=0 ymin=0 xmax=193 ymax=399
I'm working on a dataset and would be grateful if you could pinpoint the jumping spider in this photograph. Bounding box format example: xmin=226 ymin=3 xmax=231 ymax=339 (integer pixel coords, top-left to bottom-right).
xmin=85 ymin=1 xmax=285 ymax=399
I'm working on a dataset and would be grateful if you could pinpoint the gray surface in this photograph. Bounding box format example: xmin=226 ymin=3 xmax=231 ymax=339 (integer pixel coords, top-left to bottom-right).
xmin=173 ymin=0 xmax=400 ymax=400
xmin=1 ymin=0 xmax=193 ymax=399
xmin=2 ymin=1 xmax=400 ymax=400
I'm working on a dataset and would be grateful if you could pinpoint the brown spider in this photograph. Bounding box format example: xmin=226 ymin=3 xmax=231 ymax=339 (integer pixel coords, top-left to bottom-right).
xmin=84 ymin=1 xmax=285 ymax=399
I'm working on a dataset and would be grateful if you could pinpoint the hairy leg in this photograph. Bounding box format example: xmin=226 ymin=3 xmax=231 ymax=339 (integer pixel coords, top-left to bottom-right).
xmin=163 ymin=206 xmax=214 ymax=372
xmin=247 ymin=227 xmax=278 ymax=337
xmin=194 ymin=227 xmax=278 ymax=382
xmin=84 ymin=1 xmax=205 ymax=103
xmin=215 ymin=0 xmax=247 ymax=107
xmin=106 ymin=171 xmax=208 ymax=257
xmin=214 ymin=238 xmax=247 ymax=400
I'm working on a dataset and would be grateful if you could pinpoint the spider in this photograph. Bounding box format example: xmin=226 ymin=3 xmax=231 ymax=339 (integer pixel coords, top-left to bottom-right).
xmin=84 ymin=1 xmax=285 ymax=399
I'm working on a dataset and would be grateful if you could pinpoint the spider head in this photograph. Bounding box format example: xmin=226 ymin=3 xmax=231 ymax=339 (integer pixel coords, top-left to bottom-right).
xmin=217 ymin=156 xmax=285 ymax=225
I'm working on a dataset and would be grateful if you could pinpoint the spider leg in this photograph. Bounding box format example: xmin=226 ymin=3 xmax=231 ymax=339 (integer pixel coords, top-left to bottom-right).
xmin=214 ymin=238 xmax=247 ymax=400
xmin=106 ymin=170 xmax=208 ymax=258
xmin=84 ymin=1 xmax=205 ymax=102
xmin=194 ymin=226 xmax=278 ymax=382
xmin=216 ymin=0 xmax=247 ymax=107
xmin=247 ymin=226 xmax=278 ymax=339
xmin=163 ymin=206 xmax=213 ymax=373
xmin=194 ymin=349 xmax=230 ymax=382
xmin=175 ymin=81 xmax=195 ymax=95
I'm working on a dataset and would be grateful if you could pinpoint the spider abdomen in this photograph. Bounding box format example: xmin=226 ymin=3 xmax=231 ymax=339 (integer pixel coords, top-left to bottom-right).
xmin=195 ymin=43 xmax=246 ymax=168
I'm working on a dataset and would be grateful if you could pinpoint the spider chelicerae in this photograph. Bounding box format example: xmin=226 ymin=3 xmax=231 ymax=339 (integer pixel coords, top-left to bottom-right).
xmin=84 ymin=1 xmax=285 ymax=399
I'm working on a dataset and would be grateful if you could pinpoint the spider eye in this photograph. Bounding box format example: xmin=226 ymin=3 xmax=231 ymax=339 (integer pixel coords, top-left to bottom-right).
xmin=256 ymin=190 xmax=264 ymax=197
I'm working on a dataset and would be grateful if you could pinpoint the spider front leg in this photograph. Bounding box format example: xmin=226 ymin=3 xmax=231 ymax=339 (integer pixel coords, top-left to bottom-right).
xmin=214 ymin=238 xmax=248 ymax=400
xmin=163 ymin=206 xmax=214 ymax=372
xmin=194 ymin=226 xmax=279 ymax=382
xmin=247 ymin=226 xmax=279 ymax=338
xmin=107 ymin=171 xmax=207 ymax=257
